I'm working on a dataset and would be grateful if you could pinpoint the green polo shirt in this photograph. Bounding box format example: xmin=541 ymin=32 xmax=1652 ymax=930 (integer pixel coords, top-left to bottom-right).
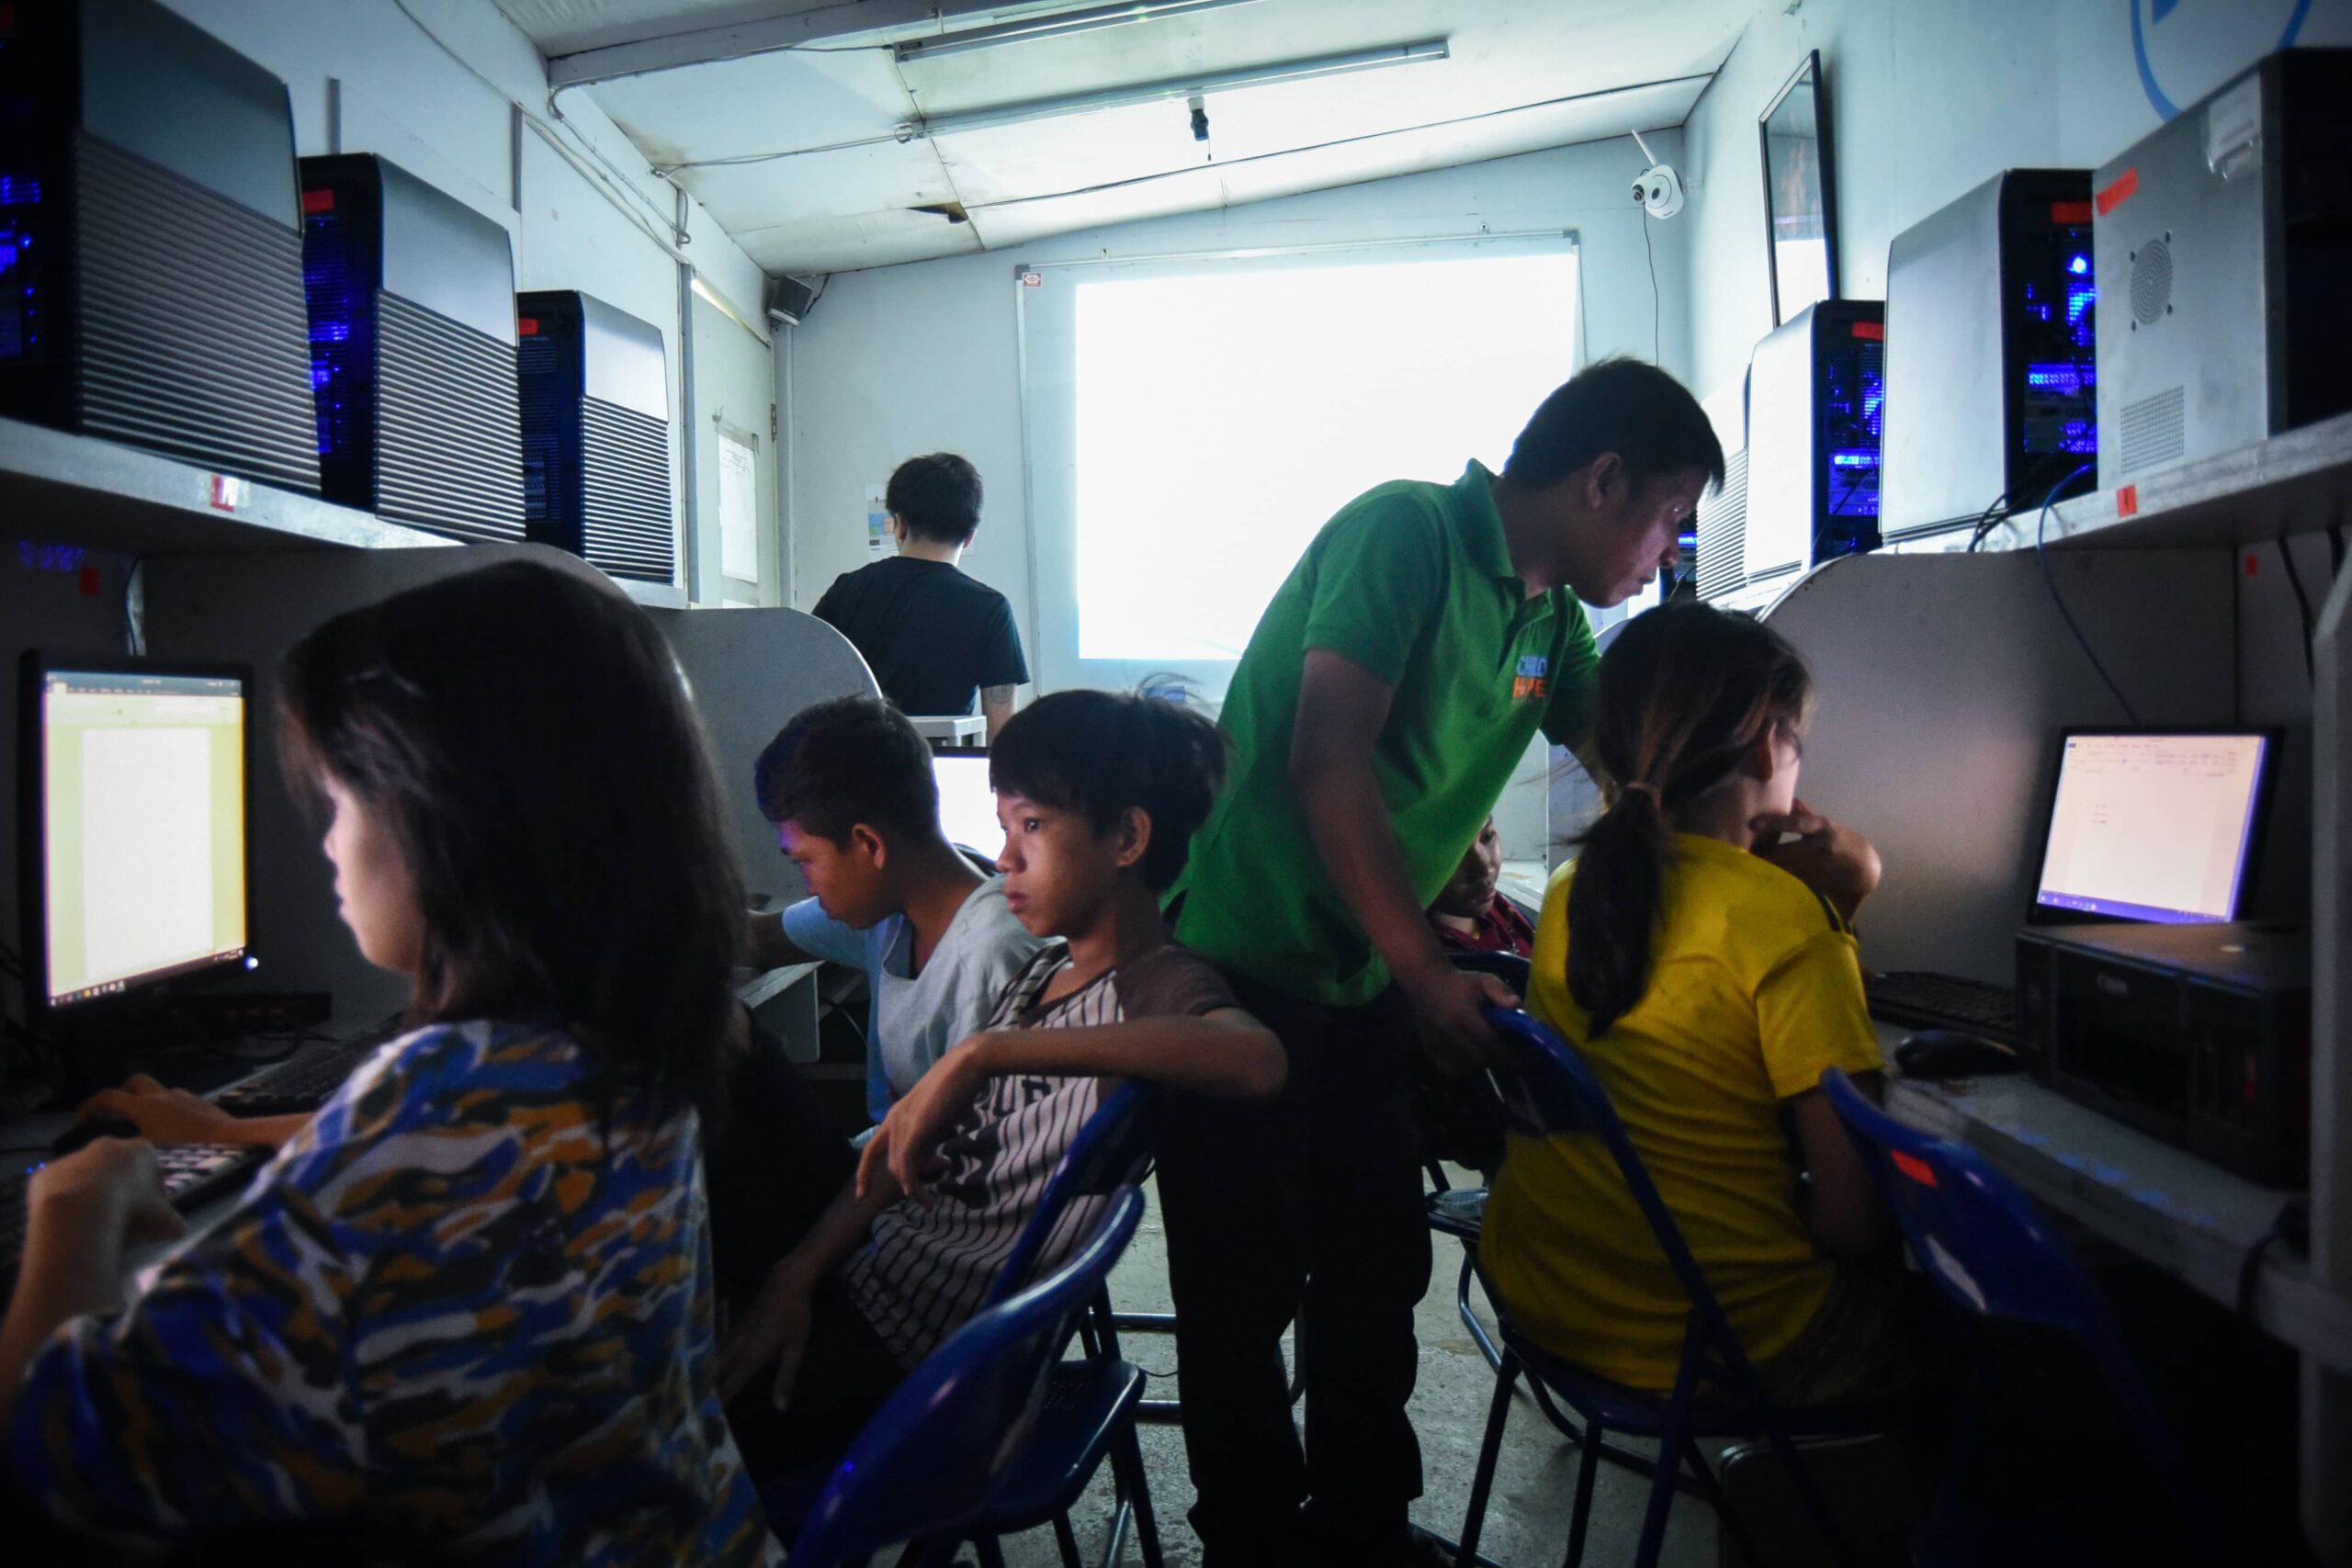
xmin=1172 ymin=460 xmax=1598 ymax=1007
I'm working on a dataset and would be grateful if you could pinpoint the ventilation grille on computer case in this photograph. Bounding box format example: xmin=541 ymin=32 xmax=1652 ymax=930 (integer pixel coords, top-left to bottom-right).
xmin=376 ymin=291 xmax=524 ymax=543
xmin=73 ymin=132 xmax=320 ymax=492
xmin=2119 ymin=384 xmax=2186 ymax=475
xmin=1695 ymin=447 xmax=1750 ymax=603
xmin=581 ymin=398 xmax=673 ymax=582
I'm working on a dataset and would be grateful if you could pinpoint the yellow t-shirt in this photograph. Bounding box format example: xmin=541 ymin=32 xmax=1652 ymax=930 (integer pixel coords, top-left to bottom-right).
xmin=1480 ymin=833 xmax=1885 ymax=1391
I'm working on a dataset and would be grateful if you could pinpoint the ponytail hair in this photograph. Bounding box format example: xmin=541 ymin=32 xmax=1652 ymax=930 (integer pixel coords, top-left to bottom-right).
xmin=1565 ymin=604 xmax=1814 ymax=1035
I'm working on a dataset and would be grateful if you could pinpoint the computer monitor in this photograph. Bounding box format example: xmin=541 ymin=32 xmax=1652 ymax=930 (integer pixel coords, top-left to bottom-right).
xmin=932 ymin=746 xmax=1004 ymax=866
xmin=20 ymin=655 xmax=252 ymax=1015
xmin=2031 ymin=729 xmax=2276 ymax=925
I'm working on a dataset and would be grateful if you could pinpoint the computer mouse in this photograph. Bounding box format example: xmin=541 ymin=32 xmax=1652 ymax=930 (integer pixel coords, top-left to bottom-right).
xmin=1894 ymin=1030 xmax=2021 ymax=1080
xmin=49 ymin=1115 xmax=144 ymax=1157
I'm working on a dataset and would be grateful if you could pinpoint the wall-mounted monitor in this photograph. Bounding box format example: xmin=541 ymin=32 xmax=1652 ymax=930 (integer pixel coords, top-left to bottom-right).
xmin=1760 ymin=50 xmax=1839 ymax=326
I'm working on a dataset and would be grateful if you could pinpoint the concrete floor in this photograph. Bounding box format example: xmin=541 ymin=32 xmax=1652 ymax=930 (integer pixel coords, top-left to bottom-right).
xmin=990 ymin=1173 xmax=1715 ymax=1568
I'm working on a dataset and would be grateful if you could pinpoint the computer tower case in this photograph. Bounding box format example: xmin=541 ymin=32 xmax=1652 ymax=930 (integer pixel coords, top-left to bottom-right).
xmin=300 ymin=155 xmax=524 ymax=543
xmin=0 ymin=0 xmax=318 ymax=493
xmin=1743 ymin=300 xmax=1883 ymax=588
xmin=1882 ymin=170 xmax=2098 ymax=544
xmin=515 ymin=291 xmax=674 ymax=584
xmin=2094 ymin=49 xmax=2352 ymax=486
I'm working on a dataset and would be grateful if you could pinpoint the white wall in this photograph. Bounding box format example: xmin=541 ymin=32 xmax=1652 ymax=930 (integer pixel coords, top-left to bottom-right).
xmin=153 ymin=0 xmax=775 ymax=589
xmin=782 ymin=131 xmax=1694 ymax=647
xmin=783 ymin=133 xmax=1690 ymax=863
xmin=1679 ymin=0 xmax=2352 ymax=401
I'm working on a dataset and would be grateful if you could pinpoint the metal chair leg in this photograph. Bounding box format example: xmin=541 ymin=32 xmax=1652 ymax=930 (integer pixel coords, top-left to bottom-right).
xmin=1456 ymin=1250 xmax=1504 ymax=1373
xmin=1456 ymin=1348 xmax=1521 ymax=1565
xmin=1107 ymin=1420 xmax=1164 ymax=1568
xmin=972 ymin=1534 xmax=1010 ymax=1568
xmin=1564 ymin=1416 xmax=1604 ymax=1568
xmin=1047 ymin=1512 xmax=1081 ymax=1568
xmin=1632 ymin=1404 xmax=1685 ymax=1568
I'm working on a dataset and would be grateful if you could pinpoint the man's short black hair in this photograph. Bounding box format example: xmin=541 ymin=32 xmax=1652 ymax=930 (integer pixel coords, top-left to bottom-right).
xmin=1501 ymin=357 xmax=1726 ymax=496
xmin=887 ymin=453 xmax=984 ymax=546
xmin=990 ymin=689 xmax=1227 ymax=891
xmin=752 ymin=695 xmax=941 ymax=847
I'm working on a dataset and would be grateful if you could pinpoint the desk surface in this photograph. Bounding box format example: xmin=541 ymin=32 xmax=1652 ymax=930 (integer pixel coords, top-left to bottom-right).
xmin=1880 ymin=1022 xmax=2352 ymax=1373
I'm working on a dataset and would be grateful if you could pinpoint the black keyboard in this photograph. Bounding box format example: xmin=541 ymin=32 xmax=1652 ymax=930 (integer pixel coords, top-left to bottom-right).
xmin=3 ymin=1142 xmax=266 ymax=1284
xmin=1865 ymin=970 xmax=2019 ymax=1043
xmin=213 ymin=1024 xmax=401 ymax=1117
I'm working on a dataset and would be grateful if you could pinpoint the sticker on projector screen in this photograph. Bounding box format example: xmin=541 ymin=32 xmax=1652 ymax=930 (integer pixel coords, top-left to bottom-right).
xmin=2206 ymin=75 xmax=2262 ymax=177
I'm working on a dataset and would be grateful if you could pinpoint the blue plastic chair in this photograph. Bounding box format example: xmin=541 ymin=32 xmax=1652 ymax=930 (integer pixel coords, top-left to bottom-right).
xmin=1427 ymin=958 xmax=1700 ymax=1500
xmin=1819 ymin=1067 xmax=2226 ymax=1564
xmin=784 ymin=1186 xmax=1147 ymax=1568
xmin=970 ymin=1081 xmax=1165 ymax=1568
xmin=1455 ymin=1009 xmax=1866 ymax=1568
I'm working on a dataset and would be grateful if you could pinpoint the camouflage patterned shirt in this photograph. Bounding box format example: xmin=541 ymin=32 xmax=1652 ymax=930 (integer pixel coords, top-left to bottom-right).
xmin=9 ymin=1020 xmax=782 ymax=1565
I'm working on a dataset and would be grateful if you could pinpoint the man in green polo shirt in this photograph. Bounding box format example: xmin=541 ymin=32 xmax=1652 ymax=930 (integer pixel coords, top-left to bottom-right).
xmin=1158 ymin=358 xmax=1725 ymax=1565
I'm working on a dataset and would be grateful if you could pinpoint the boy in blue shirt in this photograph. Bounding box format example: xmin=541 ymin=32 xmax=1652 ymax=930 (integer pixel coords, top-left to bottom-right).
xmin=745 ymin=696 xmax=1044 ymax=1127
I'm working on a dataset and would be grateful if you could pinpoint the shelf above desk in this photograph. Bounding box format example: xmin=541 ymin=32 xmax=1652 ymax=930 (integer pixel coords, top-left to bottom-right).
xmin=1 ymin=416 xmax=688 ymax=610
xmin=1 ymin=415 xmax=455 ymax=556
xmin=1883 ymin=1039 xmax=2352 ymax=1375
xmin=1973 ymin=409 xmax=2352 ymax=553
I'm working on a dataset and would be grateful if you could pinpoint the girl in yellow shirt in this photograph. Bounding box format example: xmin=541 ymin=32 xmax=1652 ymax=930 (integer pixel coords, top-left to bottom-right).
xmin=1481 ymin=603 xmax=1910 ymax=1404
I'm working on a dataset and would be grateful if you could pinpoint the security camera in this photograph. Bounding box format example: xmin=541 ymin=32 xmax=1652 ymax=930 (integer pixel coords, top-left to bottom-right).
xmin=1630 ymin=130 xmax=1685 ymax=220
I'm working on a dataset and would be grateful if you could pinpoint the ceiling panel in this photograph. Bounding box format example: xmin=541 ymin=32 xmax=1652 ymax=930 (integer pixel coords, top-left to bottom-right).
xmin=733 ymin=206 xmax=989 ymax=275
xmin=967 ymin=74 xmax=1705 ymax=253
xmin=497 ymin=0 xmax=820 ymax=55
xmin=499 ymin=0 xmax=1752 ymax=276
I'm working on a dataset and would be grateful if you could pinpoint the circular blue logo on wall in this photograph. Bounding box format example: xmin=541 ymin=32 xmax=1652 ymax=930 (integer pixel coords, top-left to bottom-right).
xmin=2132 ymin=0 xmax=2313 ymax=118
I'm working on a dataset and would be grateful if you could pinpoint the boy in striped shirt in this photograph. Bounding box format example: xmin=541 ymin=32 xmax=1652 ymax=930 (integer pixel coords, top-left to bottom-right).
xmin=718 ymin=689 xmax=1283 ymax=1472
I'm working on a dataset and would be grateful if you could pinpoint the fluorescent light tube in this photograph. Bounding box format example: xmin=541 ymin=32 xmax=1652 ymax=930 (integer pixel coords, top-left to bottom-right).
xmin=905 ymin=39 xmax=1450 ymax=140
xmin=894 ymin=0 xmax=1265 ymax=64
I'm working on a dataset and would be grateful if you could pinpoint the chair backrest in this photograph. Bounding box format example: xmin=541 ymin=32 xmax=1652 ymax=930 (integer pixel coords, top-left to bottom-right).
xmin=786 ymin=1186 xmax=1147 ymax=1567
xmin=1817 ymin=1067 xmax=2111 ymax=1335
xmin=983 ymin=1080 xmax=1161 ymax=1308
xmin=1820 ymin=1067 xmax=2225 ymax=1555
xmin=1482 ymin=1007 xmax=1758 ymax=1377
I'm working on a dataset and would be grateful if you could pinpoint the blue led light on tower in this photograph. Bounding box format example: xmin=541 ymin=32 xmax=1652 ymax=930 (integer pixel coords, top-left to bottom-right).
xmin=0 ymin=0 xmax=321 ymax=492
xmin=1745 ymin=299 xmax=1884 ymax=583
xmin=296 ymin=154 xmax=524 ymax=543
xmin=1883 ymin=170 xmax=2098 ymax=543
xmin=516 ymin=290 xmax=675 ymax=584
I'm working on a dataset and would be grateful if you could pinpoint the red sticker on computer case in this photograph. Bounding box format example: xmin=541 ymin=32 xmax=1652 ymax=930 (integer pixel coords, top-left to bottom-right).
xmin=2095 ymin=169 xmax=2137 ymax=215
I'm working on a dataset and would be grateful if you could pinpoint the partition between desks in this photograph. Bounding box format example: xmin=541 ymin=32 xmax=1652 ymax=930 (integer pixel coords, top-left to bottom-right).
xmin=137 ymin=542 xmax=876 ymax=1021
xmin=1762 ymin=537 xmax=2347 ymax=1559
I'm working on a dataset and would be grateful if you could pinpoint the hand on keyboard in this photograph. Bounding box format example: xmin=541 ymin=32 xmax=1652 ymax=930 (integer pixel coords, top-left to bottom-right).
xmin=78 ymin=1074 xmax=255 ymax=1148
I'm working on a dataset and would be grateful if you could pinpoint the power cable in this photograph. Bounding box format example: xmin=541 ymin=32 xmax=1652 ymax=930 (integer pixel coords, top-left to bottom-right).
xmin=2034 ymin=464 xmax=2139 ymax=723
xmin=2278 ymin=537 xmax=2315 ymax=685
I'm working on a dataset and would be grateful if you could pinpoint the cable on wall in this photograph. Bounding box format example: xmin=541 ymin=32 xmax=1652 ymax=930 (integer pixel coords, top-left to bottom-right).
xmin=2278 ymin=536 xmax=2315 ymax=685
xmin=2034 ymin=463 xmax=2141 ymax=724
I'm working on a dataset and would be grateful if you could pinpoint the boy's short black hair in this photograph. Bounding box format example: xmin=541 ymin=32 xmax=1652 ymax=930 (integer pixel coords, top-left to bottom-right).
xmin=887 ymin=453 xmax=984 ymax=546
xmin=990 ymin=689 xmax=1227 ymax=891
xmin=753 ymin=695 xmax=941 ymax=847
xmin=1501 ymin=357 xmax=1726 ymax=496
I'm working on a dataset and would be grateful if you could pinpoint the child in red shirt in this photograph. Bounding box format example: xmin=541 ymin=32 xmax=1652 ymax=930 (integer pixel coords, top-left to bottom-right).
xmin=1428 ymin=817 xmax=1534 ymax=957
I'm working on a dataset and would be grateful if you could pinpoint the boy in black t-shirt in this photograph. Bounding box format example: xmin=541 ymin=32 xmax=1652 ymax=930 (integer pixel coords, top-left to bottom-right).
xmin=812 ymin=453 xmax=1029 ymax=739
